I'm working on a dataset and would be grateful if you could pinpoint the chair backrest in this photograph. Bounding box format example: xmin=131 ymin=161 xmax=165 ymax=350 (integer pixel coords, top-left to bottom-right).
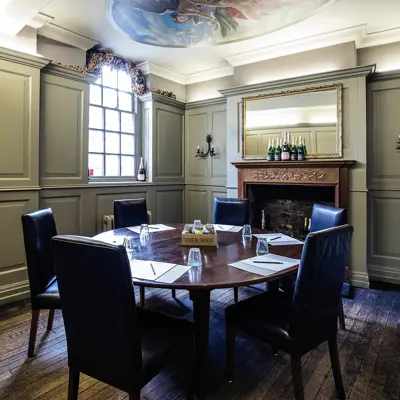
xmin=290 ymin=225 xmax=353 ymax=338
xmin=51 ymin=235 xmax=142 ymax=393
xmin=114 ymin=198 xmax=148 ymax=229
xmin=213 ymin=198 xmax=249 ymax=226
xmin=309 ymin=204 xmax=346 ymax=233
xmin=21 ymin=208 xmax=58 ymax=297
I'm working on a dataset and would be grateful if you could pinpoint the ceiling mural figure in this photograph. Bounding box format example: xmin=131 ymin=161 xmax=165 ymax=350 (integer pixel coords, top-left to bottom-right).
xmin=107 ymin=0 xmax=335 ymax=48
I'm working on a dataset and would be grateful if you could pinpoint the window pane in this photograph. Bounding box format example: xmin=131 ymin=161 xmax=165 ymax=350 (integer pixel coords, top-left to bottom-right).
xmin=89 ymin=154 xmax=104 ymax=176
xmin=90 ymin=85 xmax=102 ymax=105
xmin=102 ymin=66 xmax=118 ymax=88
xmin=121 ymin=134 xmax=135 ymax=155
xmin=89 ymin=130 xmax=104 ymax=153
xmin=121 ymin=112 xmax=134 ymax=133
xmin=106 ymin=155 xmax=119 ymax=176
xmin=105 ymin=109 xmax=120 ymax=131
xmin=103 ymin=88 xmax=117 ymax=108
xmin=121 ymin=156 xmax=135 ymax=176
xmin=89 ymin=106 xmax=103 ymax=129
xmin=105 ymin=131 xmax=120 ymax=154
xmin=118 ymin=92 xmax=132 ymax=111
xmin=118 ymin=70 xmax=131 ymax=92
xmin=94 ymin=75 xmax=101 ymax=85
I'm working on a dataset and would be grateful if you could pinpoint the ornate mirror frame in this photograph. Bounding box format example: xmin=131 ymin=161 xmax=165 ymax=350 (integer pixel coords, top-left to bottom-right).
xmin=241 ymin=83 xmax=343 ymax=160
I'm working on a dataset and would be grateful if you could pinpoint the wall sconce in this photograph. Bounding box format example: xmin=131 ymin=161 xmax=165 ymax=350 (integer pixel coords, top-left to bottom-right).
xmin=397 ymin=134 xmax=400 ymax=150
xmin=196 ymin=134 xmax=216 ymax=158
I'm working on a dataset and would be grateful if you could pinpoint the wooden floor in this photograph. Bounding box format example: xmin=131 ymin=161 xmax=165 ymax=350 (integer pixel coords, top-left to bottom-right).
xmin=0 ymin=284 xmax=399 ymax=400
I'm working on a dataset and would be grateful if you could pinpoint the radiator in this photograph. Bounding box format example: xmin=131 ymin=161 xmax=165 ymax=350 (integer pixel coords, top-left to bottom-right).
xmin=103 ymin=215 xmax=115 ymax=232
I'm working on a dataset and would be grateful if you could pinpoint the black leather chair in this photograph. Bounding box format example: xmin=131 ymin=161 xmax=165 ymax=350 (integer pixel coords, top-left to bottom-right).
xmin=114 ymin=198 xmax=148 ymax=229
xmin=213 ymin=197 xmax=250 ymax=227
xmin=310 ymin=204 xmax=346 ymax=232
xmin=213 ymin=197 xmax=250 ymax=303
xmin=225 ymin=225 xmax=353 ymax=400
xmin=311 ymin=204 xmax=347 ymax=329
xmin=114 ymin=198 xmax=175 ymax=305
xmin=51 ymin=235 xmax=193 ymax=400
xmin=21 ymin=208 xmax=61 ymax=357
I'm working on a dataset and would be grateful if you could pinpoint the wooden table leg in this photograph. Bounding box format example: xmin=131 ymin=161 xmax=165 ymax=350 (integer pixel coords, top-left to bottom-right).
xmin=190 ymin=289 xmax=211 ymax=397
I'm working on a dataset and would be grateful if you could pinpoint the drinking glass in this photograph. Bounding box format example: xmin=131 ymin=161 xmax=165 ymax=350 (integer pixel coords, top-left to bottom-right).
xmin=188 ymin=248 xmax=202 ymax=267
xmin=123 ymin=237 xmax=134 ymax=255
xmin=140 ymin=224 xmax=149 ymax=238
xmin=256 ymin=237 xmax=269 ymax=254
xmin=193 ymin=219 xmax=203 ymax=235
xmin=242 ymin=224 xmax=252 ymax=239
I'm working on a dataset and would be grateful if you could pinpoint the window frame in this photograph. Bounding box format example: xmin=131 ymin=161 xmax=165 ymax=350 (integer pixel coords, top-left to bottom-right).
xmin=88 ymin=67 xmax=139 ymax=182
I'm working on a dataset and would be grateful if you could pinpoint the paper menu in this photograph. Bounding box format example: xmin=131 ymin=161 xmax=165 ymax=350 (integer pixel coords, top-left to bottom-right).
xmin=129 ymin=260 xmax=190 ymax=283
xmin=229 ymin=253 xmax=300 ymax=275
xmin=214 ymin=225 xmax=243 ymax=232
xmin=128 ymin=224 xmax=176 ymax=234
xmin=253 ymin=233 xmax=303 ymax=246
xmin=130 ymin=260 xmax=175 ymax=280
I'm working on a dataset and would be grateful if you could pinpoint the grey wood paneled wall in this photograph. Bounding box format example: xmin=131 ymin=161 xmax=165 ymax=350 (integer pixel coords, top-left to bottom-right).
xmin=368 ymin=73 xmax=400 ymax=284
xmin=185 ymin=99 xmax=227 ymax=223
xmin=0 ymin=52 xmax=186 ymax=305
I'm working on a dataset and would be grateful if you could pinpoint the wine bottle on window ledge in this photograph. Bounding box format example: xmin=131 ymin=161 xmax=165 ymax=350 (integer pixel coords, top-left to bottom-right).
xmin=137 ymin=157 xmax=146 ymax=182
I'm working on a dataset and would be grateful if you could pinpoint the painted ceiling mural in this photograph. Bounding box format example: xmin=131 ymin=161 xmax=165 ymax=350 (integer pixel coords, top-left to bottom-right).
xmin=107 ymin=0 xmax=335 ymax=48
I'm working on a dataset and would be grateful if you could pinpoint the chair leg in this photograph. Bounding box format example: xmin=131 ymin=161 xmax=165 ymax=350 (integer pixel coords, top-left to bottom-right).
xmin=172 ymin=288 xmax=176 ymax=299
xmin=28 ymin=309 xmax=40 ymax=357
xmin=328 ymin=337 xmax=345 ymax=400
xmin=338 ymin=296 xmax=345 ymax=330
xmin=140 ymin=286 xmax=145 ymax=308
xmin=47 ymin=309 xmax=55 ymax=331
xmin=291 ymin=356 xmax=305 ymax=400
xmin=233 ymin=287 xmax=239 ymax=303
xmin=226 ymin=324 xmax=236 ymax=382
xmin=129 ymin=391 xmax=141 ymax=400
xmin=68 ymin=369 xmax=80 ymax=400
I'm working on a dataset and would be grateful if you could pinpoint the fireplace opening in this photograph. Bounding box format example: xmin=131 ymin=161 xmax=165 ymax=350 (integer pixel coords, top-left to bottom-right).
xmin=248 ymin=184 xmax=335 ymax=240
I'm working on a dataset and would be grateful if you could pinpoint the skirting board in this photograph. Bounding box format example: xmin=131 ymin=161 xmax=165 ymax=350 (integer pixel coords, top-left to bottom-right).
xmin=368 ymin=265 xmax=400 ymax=285
xmin=349 ymin=271 xmax=370 ymax=289
xmin=0 ymin=280 xmax=30 ymax=306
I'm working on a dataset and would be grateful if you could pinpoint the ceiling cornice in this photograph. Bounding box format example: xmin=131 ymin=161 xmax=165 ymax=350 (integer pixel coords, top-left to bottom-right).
xmin=359 ymin=27 xmax=400 ymax=49
xmin=138 ymin=61 xmax=234 ymax=86
xmin=27 ymin=12 xmax=53 ymax=29
xmin=185 ymin=97 xmax=226 ymax=110
xmin=42 ymin=63 xmax=97 ymax=83
xmin=139 ymin=92 xmax=186 ymax=110
xmin=0 ymin=45 xmax=50 ymax=69
xmin=226 ymin=25 xmax=366 ymax=67
xmin=369 ymin=69 xmax=400 ymax=82
xmin=38 ymin=23 xmax=99 ymax=50
xmin=219 ymin=65 xmax=376 ymax=97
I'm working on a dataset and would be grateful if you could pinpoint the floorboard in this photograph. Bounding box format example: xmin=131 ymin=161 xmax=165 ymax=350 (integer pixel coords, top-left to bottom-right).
xmin=0 ymin=285 xmax=399 ymax=399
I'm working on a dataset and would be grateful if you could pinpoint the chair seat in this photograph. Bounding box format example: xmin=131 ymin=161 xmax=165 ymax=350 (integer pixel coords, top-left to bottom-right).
xmin=138 ymin=308 xmax=193 ymax=386
xmin=226 ymin=291 xmax=330 ymax=355
xmin=31 ymin=278 xmax=61 ymax=310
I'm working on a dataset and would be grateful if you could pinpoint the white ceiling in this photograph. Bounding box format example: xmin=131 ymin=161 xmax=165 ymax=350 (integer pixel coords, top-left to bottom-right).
xmin=3 ymin=0 xmax=400 ymax=83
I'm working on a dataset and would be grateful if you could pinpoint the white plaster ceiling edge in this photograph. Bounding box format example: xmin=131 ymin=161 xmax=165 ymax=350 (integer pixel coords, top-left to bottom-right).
xmin=38 ymin=21 xmax=99 ymax=50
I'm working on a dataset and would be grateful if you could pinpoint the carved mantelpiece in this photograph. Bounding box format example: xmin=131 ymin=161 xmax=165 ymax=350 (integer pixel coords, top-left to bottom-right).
xmin=232 ymin=160 xmax=356 ymax=208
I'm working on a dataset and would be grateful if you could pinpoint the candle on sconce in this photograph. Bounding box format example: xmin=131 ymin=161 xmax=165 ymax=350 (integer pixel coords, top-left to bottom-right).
xmin=197 ymin=145 xmax=200 ymax=150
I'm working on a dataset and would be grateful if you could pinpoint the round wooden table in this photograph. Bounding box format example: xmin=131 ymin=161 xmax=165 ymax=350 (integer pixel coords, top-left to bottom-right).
xmin=94 ymin=224 xmax=303 ymax=393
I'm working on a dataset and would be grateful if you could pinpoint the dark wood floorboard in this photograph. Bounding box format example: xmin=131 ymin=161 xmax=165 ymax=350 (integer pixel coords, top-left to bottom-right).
xmin=0 ymin=285 xmax=400 ymax=399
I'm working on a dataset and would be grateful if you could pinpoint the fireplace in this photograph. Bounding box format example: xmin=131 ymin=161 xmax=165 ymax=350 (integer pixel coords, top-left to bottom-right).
xmin=232 ymin=160 xmax=355 ymax=239
xmin=248 ymin=184 xmax=335 ymax=239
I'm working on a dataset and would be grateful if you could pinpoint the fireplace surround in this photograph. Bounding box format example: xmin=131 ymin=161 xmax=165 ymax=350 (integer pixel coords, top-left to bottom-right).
xmin=232 ymin=160 xmax=355 ymax=238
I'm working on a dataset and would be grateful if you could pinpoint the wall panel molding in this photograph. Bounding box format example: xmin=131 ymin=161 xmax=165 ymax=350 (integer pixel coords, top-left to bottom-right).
xmin=40 ymin=72 xmax=89 ymax=186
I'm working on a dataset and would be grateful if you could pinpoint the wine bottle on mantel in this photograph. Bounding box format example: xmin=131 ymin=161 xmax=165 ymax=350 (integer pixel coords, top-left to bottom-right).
xmin=281 ymin=132 xmax=290 ymax=161
xmin=266 ymin=138 xmax=273 ymax=161
xmin=275 ymin=138 xmax=282 ymax=161
xmin=137 ymin=157 xmax=146 ymax=182
xmin=298 ymin=136 xmax=305 ymax=161
xmin=291 ymin=136 xmax=298 ymax=161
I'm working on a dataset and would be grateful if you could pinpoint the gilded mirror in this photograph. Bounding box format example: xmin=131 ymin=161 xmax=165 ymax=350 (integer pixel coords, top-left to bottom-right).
xmin=242 ymin=84 xmax=343 ymax=159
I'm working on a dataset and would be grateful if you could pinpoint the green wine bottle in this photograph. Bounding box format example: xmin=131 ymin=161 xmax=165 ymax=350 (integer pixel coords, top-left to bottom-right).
xmin=275 ymin=138 xmax=282 ymax=161
xmin=267 ymin=138 xmax=273 ymax=161
xmin=291 ymin=136 xmax=298 ymax=161
xmin=298 ymin=136 xmax=305 ymax=161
